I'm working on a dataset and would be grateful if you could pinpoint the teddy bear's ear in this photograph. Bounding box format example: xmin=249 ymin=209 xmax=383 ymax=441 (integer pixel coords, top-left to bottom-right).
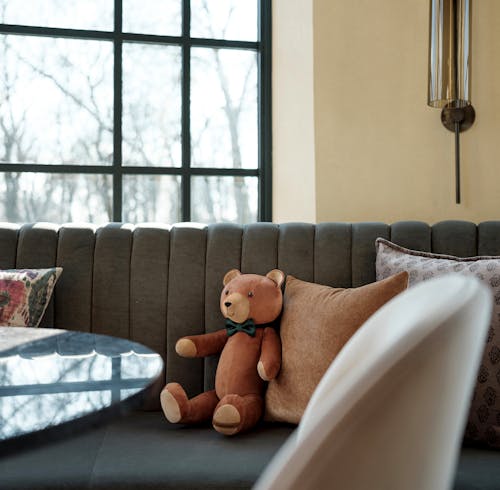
xmin=223 ymin=269 xmax=241 ymax=286
xmin=266 ymin=269 xmax=285 ymax=288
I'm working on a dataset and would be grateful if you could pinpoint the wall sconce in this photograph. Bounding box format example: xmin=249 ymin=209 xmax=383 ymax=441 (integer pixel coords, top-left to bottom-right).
xmin=428 ymin=0 xmax=474 ymax=204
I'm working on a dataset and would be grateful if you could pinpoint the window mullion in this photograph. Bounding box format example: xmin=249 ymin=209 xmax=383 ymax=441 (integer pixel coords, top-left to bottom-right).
xmin=181 ymin=0 xmax=191 ymax=222
xmin=259 ymin=0 xmax=272 ymax=222
xmin=113 ymin=0 xmax=123 ymax=221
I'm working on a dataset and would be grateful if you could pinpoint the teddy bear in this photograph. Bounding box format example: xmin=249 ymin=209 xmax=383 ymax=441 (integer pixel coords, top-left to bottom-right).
xmin=160 ymin=268 xmax=285 ymax=435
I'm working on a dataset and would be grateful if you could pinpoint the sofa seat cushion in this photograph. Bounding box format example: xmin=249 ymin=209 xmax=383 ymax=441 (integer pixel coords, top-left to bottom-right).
xmin=0 ymin=411 xmax=295 ymax=490
xmin=2 ymin=411 xmax=499 ymax=490
xmin=453 ymin=446 xmax=500 ymax=490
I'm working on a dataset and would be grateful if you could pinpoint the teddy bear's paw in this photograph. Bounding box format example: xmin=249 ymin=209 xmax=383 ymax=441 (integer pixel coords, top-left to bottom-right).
xmin=257 ymin=361 xmax=270 ymax=381
xmin=175 ymin=338 xmax=197 ymax=357
xmin=212 ymin=404 xmax=241 ymax=436
xmin=161 ymin=390 xmax=181 ymax=423
xmin=160 ymin=383 xmax=186 ymax=423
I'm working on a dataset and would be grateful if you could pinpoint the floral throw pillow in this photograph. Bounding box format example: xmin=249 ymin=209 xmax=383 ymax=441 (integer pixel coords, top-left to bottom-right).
xmin=375 ymin=238 xmax=500 ymax=449
xmin=0 ymin=268 xmax=62 ymax=328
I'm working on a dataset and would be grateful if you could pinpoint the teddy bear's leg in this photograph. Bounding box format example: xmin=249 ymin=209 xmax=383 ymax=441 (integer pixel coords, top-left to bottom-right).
xmin=212 ymin=393 xmax=263 ymax=436
xmin=161 ymin=382 xmax=219 ymax=424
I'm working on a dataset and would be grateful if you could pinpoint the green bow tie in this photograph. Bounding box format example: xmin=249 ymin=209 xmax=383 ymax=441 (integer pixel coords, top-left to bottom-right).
xmin=225 ymin=319 xmax=256 ymax=337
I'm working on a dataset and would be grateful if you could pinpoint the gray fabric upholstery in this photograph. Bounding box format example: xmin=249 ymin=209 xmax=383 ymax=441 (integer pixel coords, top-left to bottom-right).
xmin=314 ymin=222 xmax=352 ymax=288
xmin=0 ymin=424 xmax=107 ymax=490
xmin=90 ymin=414 xmax=293 ymax=490
xmin=0 ymin=220 xmax=499 ymax=490
xmin=92 ymin=225 xmax=133 ymax=339
xmin=390 ymin=220 xmax=431 ymax=251
xmin=166 ymin=225 xmax=206 ymax=398
xmin=130 ymin=225 xmax=170 ymax=361
xmin=351 ymin=222 xmax=389 ymax=287
xmin=453 ymin=447 xmax=500 ymax=490
xmin=0 ymin=224 xmax=19 ymax=269
xmin=478 ymin=221 xmax=500 ymax=255
xmin=277 ymin=223 xmax=315 ymax=282
xmin=0 ymin=412 xmax=294 ymax=490
xmin=16 ymin=224 xmax=59 ymax=270
xmin=241 ymin=223 xmax=279 ymax=275
xmin=55 ymin=225 xmax=95 ymax=332
xmin=431 ymin=220 xmax=477 ymax=257
xmin=130 ymin=225 xmax=171 ymax=409
xmin=16 ymin=223 xmax=59 ymax=327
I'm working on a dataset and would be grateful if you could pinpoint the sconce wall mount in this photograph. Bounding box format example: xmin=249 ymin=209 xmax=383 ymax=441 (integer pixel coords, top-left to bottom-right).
xmin=441 ymin=104 xmax=475 ymax=133
xmin=428 ymin=0 xmax=473 ymax=204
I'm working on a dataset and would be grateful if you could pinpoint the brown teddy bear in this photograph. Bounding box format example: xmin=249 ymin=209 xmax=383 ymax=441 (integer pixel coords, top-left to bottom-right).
xmin=160 ymin=268 xmax=284 ymax=435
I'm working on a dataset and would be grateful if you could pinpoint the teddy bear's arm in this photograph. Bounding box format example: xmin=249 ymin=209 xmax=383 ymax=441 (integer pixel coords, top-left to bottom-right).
xmin=257 ymin=327 xmax=281 ymax=381
xmin=175 ymin=329 xmax=228 ymax=358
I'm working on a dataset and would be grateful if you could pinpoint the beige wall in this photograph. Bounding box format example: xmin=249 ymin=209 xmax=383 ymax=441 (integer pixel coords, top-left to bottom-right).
xmin=272 ymin=0 xmax=316 ymax=223
xmin=273 ymin=0 xmax=500 ymax=224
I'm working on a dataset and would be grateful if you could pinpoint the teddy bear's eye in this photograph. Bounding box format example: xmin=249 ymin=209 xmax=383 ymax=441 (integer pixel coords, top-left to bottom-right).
xmin=248 ymin=291 xmax=254 ymax=298
xmin=225 ymin=289 xmax=229 ymax=295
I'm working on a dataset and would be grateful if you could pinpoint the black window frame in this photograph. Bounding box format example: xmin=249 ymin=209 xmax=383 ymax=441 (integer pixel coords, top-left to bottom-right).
xmin=0 ymin=0 xmax=272 ymax=223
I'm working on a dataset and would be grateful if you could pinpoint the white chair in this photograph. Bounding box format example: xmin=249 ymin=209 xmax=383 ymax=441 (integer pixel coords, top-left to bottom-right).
xmin=255 ymin=275 xmax=492 ymax=490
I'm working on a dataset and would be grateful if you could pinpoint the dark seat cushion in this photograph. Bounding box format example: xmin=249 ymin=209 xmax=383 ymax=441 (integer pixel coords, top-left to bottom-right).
xmin=1 ymin=411 xmax=499 ymax=490
xmin=0 ymin=411 xmax=295 ymax=490
xmin=453 ymin=446 xmax=500 ymax=490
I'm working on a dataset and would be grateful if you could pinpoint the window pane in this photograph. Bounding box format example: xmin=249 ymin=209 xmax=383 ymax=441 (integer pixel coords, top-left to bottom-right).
xmin=191 ymin=48 xmax=257 ymax=169
xmin=0 ymin=0 xmax=113 ymax=31
xmin=0 ymin=173 xmax=112 ymax=223
xmin=122 ymin=175 xmax=181 ymax=223
xmin=191 ymin=176 xmax=257 ymax=224
xmin=123 ymin=0 xmax=182 ymax=36
xmin=122 ymin=44 xmax=182 ymax=167
xmin=191 ymin=0 xmax=257 ymax=41
xmin=0 ymin=35 xmax=113 ymax=165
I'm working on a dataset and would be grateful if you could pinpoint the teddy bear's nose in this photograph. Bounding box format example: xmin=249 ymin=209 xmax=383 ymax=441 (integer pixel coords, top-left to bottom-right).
xmin=224 ymin=301 xmax=232 ymax=308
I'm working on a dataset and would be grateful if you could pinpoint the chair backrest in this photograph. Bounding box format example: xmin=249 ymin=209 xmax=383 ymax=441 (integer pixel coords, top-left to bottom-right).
xmin=255 ymin=275 xmax=492 ymax=490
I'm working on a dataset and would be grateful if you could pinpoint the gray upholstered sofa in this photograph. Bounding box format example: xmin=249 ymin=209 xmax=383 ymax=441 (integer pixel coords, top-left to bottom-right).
xmin=0 ymin=220 xmax=499 ymax=489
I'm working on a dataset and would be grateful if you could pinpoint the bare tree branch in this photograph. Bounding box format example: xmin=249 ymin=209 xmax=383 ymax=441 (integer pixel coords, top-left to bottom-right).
xmin=12 ymin=47 xmax=113 ymax=134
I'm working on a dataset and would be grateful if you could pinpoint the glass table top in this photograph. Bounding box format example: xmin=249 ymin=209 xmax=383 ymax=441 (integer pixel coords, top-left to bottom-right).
xmin=0 ymin=327 xmax=164 ymax=456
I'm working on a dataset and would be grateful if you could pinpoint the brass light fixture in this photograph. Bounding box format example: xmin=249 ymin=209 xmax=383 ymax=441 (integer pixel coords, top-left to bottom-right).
xmin=428 ymin=0 xmax=474 ymax=204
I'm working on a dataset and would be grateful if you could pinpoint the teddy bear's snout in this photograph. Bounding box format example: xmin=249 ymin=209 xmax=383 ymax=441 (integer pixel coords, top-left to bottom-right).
xmin=222 ymin=293 xmax=250 ymax=323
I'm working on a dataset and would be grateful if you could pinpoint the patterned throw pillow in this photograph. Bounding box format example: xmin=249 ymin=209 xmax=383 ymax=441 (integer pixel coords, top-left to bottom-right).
xmin=376 ymin=238 xmax=500 ymax=448
xmin=0 ymin=268 xmax=62 ymax=328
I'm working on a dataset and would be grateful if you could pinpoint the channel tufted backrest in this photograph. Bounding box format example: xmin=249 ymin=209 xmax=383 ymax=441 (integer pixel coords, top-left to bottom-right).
xmin=1 ymin=220 xmax=500 ymax=401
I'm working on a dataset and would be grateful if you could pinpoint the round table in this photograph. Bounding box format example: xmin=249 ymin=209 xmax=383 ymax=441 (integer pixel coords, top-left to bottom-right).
xmin=0 ymin=327 xmax=163 ymax=456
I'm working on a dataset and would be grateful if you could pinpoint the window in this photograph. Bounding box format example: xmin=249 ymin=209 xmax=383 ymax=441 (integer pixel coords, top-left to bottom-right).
xmin=0 ymin=0 xmax=271 ymax=224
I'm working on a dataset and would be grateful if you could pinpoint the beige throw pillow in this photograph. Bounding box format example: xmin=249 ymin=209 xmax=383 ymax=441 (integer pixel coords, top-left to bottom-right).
xmin=265 ymin=271 xmax=409 ymax=424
